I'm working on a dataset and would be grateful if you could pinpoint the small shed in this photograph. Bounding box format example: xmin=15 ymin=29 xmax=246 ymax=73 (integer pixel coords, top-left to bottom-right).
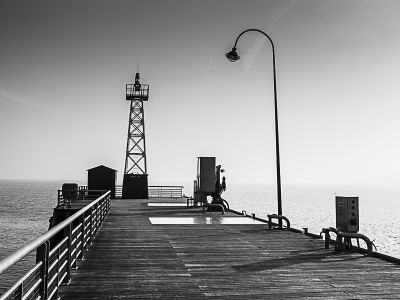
xmin=87 ymin=165 xmax=117 ymax=198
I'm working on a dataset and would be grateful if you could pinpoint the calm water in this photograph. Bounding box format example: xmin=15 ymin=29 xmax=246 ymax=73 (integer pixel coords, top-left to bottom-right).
xmin=224 ymin=183 xmax=400 ymax=258
xmin=0 ymin=180 xmax=66 ymax=292
xmin=1 ymin=180 xmax=399 ymax=292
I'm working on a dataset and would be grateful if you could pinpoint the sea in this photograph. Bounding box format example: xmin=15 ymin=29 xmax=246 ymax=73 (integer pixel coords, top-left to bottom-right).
xmin=0 ymin=179 xmax=399 ymax=292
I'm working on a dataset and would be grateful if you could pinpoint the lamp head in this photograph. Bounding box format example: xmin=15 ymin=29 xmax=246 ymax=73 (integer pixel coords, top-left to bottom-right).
xmin=225 ymin=47 xmax=240 ymax=62
xmin=134 ymin=72 xmax=141 ymax=91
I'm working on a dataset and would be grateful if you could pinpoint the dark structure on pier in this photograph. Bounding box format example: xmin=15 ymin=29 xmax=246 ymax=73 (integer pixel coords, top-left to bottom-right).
xmin=122 ymin=72 xmax=149 ymax=199
xmin=87 ymin=165 xmax=117 ymax=199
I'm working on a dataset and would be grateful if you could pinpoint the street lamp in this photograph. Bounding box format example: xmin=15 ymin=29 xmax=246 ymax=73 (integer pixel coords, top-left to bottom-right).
xmin=226 ymin=28 xmax=283 ymax=227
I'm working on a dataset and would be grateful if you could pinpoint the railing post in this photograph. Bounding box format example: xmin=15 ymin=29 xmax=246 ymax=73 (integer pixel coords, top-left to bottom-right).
xmin=36 ymin=241 xmax=49 ymax=300
xmin=79 ymin=215 xmax=85 ymax=259
xmin=89 ymin=207 xmax=94 ymax=244
xmin=95 ymin=203 xmax=98 ymax=232
xmin=56 ymin=246 xmax=60 ymax=298
xmin=105 ymin=196 xmax=108 ymax=214
xmin=101 ymin=196 xmax=104 ymax=222
xmin=72 ymin=228 xmax=77 ymax=270
xmin=324 ymin=229 xmax=330 ymax=249
xmin=336 ymin=236 xmax=343 ymax=252
xmin=18 ymin=283 xmax=23 ymax=299
xmin=99 ymin=200 xmax=103 ymax=221
xmin=63 ymin=224 xmax=72 ymax=284
xmin=57 ymin=190 xmax=62 ymax=206
xmin=101 ymin=198 xmax=104 ymax=219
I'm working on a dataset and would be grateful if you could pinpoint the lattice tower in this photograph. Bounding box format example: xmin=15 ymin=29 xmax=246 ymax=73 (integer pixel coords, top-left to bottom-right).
xmin=124 ymin=72 xmax=149 ymax=174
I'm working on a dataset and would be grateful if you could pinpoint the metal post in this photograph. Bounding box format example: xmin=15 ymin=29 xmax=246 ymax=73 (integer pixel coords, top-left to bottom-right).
xmin=72 ymin=228 xmax=77 ymax=269
xmin=95 ymin=203 xmax=99 ymax=232
xmin=63 ymin=224 xmax=72 ymax=284
xmin=89 ymin=207 xmax=94 ymax=244
xmin=324 ymin=229 xmax=330 ymax=249
xmin=36 ymin=241 xmax=49 ymax=300
xmin=79 ymin=215 xmax=85 ymax=259
xmin=272 ymin=43 xmax=283 ymax=228
xmin=56 ymin=246 xmax=60 ymax=297
xmin=228 ymin=29 xmax=283 ymax=227
xmin=17 ymin=282 xmax=23 ymax=299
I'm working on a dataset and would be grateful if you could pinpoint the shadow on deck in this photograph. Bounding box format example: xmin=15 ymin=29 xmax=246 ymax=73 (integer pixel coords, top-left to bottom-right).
xmin=58 ymin=198 xmax=400 ymax=299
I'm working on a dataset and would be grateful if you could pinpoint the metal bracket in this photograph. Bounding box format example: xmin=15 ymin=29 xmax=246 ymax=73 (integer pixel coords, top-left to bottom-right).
xmin=322 ymin=227 xmax=373 ymax=255
xmin=202 ymin=203 xmax=225 ymax=215
xmin=267 ymin=214 xmax=290 ymax=229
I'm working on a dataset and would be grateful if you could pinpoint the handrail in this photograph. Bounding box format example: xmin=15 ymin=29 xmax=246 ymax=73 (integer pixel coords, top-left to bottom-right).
xmin=202 ymin=203 xmax=225 ymax=215
xmin=0 ymin=190 xmax=110 ymax=275
xmin=267 ymin=214 xmax=290 ymax=229
xmin=0 ymin=190 xmax=111 ymax=300
xmin=222 ymin=199 xmax=230 ymax=210
xmin=114 ymin=185 xmax=184 ymax=198
xmin=322 ymin=227 xmax=373 ymax=255
xmin=0 ymin=262 xmax=42 ymax=300
xmin=148 ymin=185 xmax=184 ymax=188
xmin=57 ymin=189 xmax=107 ymax=207
xmin=148 ymin=186 xmax=184 ymax=198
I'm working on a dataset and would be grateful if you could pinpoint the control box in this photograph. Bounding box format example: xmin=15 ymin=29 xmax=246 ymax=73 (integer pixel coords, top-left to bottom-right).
xmin=196 ymin=157 xmax=216 ymax=194
xmin=335 ymin=196 xmax=359 ymax=233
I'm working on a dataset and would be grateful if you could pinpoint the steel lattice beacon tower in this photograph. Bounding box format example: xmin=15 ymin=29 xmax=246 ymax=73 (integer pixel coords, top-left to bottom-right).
xmin=122 ymin=72 xmax=149 ymax=199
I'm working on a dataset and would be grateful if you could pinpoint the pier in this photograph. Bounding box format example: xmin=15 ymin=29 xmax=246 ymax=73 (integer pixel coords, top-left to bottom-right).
xmin=2 ymin=192 xmax=400 ymax=299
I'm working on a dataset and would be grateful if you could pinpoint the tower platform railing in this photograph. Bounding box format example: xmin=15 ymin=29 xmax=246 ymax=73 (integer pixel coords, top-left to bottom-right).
xmin=126 ymin=84 xmax=149 ymax=100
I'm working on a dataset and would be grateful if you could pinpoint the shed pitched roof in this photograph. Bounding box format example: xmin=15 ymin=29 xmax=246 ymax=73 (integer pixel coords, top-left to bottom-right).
xmin=87 ymin=165 xmax=118 ymax=172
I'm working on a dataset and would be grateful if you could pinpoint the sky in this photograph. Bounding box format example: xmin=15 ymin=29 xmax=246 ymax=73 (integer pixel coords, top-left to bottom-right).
xmin=1 ymin=0 xmax=400 ymax=190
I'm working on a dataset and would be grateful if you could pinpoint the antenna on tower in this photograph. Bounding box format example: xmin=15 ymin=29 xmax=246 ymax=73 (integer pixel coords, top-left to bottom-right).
xmin=137 ymin=62 xmax=140 ymax=73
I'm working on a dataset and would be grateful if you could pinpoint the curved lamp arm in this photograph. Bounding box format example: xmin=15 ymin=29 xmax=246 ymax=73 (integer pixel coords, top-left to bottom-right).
xmin=234 ymin=29 xmax=275 ymax=50
xmin=225 ymin=29 xmax=275 ymax=62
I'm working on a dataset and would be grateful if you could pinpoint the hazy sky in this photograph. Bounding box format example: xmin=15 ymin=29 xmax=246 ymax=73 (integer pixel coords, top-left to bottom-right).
xmin=1 ymin=0 xmax=400 ymax=189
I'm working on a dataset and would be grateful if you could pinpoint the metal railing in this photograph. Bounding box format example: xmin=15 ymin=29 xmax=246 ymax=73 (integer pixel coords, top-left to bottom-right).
xmin=126 ymin=84 xmax=149 ymax=100
xmin=114 ymin=185 xmax=183 ymax=198
xmin=57 ymin=188 xmax=107 ymax=207
xmin=322 ymin=227 xmax=375 ymax=256
xmin=267 ymin=214 xmax=291 ymax=229
xmin=148 ymin=186 xmax=183 ymax=198
xmin=0 ymin=191 xmax=111 ymax=300
xmin=115 ymin=185 xmax=122 ymax=198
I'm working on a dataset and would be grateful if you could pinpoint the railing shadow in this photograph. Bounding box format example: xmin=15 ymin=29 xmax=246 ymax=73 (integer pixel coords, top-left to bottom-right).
xmin=232 ymin=249 xmax=365 ymax=273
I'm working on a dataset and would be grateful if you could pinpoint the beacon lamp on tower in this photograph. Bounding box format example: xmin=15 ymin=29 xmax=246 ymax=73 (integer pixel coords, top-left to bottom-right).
xmin=122 ymin=72 xmax=150 ymax=199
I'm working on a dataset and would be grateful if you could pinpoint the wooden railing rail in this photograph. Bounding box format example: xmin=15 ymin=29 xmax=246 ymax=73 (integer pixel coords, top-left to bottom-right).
xmin=0 ymin=191 xmax=111 ymax=300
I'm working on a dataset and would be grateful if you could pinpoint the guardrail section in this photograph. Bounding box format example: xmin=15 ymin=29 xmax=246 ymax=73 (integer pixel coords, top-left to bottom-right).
xmin=148 ymin=186 xmax=183 ymax=198
xmin=57 ymin=188 xmax=107 ymax=207
xmin=114 ymin=185 xmax=183 ymax=198
xmin=0 ymin=191 xmax=111 ymax=300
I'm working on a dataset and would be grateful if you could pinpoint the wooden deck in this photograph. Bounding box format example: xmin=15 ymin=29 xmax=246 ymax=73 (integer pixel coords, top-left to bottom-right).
xmin=59 ymin=198 xmax=400 ymax=299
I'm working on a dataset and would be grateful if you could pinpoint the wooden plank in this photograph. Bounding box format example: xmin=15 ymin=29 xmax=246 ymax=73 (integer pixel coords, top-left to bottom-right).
xmin=58 ymin=198 xmax=400 ymax=299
